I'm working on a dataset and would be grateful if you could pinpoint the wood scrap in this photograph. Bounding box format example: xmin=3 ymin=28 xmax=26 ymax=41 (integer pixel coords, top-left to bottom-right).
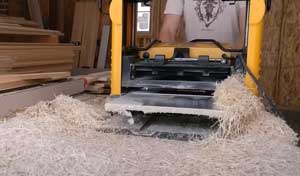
xmin=79 ymin=71 xmax=110 ymax=85
xmin=86 ymin=81 xmax=110 ymax=94
xmin=78 ymin=71 xmax=110 ymax=94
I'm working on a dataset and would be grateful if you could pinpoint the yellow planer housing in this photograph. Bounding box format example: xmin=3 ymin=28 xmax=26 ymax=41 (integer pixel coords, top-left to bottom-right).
xmin=106 ymin=0 xmax=269 ymax=118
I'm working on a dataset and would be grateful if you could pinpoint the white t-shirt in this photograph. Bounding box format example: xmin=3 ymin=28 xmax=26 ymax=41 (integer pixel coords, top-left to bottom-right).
xmin=164 ymin=0 xmax=245 ymax=45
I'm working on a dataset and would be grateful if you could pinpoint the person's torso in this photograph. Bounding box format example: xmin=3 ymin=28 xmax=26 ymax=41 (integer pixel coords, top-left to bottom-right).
xmin=183 ymin=0 xmax=241 ymax=45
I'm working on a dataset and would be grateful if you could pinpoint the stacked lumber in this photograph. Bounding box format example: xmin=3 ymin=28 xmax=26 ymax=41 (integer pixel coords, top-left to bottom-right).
xmin=80 ymin=71 xmax=110 ymax=94
xmin=0 ymin=44 xmax=80 ymax=74
xmin=0 ymin=16 xmax=61 ymax=43
xmin=0 ymin=16 xmax=80 ymax=91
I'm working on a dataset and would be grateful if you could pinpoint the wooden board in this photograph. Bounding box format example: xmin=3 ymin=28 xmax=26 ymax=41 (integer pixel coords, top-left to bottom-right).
xmin=11 ymin=59 xmax=74 ymax=67
xmin=0 ymin=72 xmax=70 ymax=91
xmin=0 ymin=72 xmax=70 ymax=82
xmin=11 ymin=64 xmax=73 ymax=74
xmin=0 ymin=79 xmax=85 ymax=117
xmin=0 ymin=79 xmax=45 ymax=92
xmin=27 ymin=0 xmax=44 ymax=28
xmin=72 ymin=0 xmax=100 ymax=68
xmin=0 ymin=16 xmax=39 ymax=27
xmin=71 ymin=0 xmax=86 ymax=43
xmin=0 ymin=22 xmax=63 ymax=43
xmin=0 ymin=25 xmax=63 ymax=36
xmin=80 ymin=0 xmax=100 ymax=68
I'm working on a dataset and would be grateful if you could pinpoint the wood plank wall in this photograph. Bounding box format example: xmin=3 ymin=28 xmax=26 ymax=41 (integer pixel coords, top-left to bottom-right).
xmin=261 ymin=0 xmax=300 ymax=110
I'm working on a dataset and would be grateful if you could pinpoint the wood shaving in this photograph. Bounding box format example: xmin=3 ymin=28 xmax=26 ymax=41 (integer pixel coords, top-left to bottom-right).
xmin=15 ymin=95 xmax=105 ymax=134
xmin=213 ymin=74 xmax=298 ymax=145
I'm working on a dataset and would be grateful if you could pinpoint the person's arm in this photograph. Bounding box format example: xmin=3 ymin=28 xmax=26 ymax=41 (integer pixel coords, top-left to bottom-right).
xmin=159 ymin=14 xmax=181 ymax=43
xmin=159 ymin=0 xmax=183 ymax=43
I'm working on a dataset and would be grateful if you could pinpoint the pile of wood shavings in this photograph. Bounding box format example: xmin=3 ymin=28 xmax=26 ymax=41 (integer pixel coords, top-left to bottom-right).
xmin=15 ymin=95 xmax=105 ymax=133
xmin=0 ymin=79 xmax=299 ymax=175
xmin=213 ymin=74 xmax=298 ymax=145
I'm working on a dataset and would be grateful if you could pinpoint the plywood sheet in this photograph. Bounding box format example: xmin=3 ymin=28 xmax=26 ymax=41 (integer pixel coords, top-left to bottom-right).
xmin=276 ymin=0 xmax=300 ymax=110
xmin=260 ymin=0 xmax=284 ymax=99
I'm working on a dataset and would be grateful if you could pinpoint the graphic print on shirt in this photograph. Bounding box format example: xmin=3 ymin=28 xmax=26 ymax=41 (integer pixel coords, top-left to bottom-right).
xmin=194 ymin=0 xmax=225 ymax=27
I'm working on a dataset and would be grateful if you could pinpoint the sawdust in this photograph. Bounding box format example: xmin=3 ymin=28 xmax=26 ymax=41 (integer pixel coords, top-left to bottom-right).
xmin=0 ymin=76 xmax=299 ymax=175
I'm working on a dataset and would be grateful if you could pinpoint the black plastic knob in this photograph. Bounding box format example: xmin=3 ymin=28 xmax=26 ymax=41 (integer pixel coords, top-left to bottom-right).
xmin=143 ymin=52 xmax=150 ymax=59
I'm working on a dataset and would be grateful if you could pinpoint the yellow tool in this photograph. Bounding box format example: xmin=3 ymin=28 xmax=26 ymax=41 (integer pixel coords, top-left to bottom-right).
xmin=106 ymin=0 xmax=270 ymax=120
